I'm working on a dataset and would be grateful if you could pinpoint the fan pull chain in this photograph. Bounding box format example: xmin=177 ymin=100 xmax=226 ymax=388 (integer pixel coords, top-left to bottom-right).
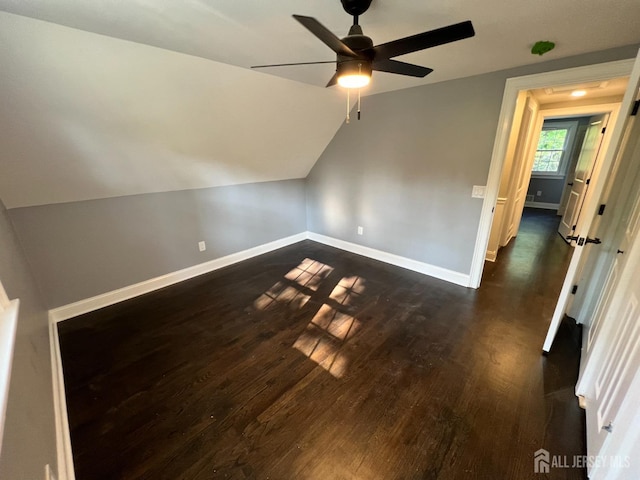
xmin=346 ymin=88 xmax=350 ymax=124
xmin=356 ymin=63 xmax=362 ymax=120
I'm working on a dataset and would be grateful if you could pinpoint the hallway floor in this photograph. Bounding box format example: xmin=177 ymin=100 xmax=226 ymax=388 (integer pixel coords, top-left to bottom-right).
xmin=59 ymin=208 xmax=585 ymax=479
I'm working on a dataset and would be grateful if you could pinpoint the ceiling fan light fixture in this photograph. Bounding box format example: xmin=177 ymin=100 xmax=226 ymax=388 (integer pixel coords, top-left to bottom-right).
xmin=336 ymin=60 xmax=372 ymax=89
xmin=338 ymin=73 xmax=371 ymax=88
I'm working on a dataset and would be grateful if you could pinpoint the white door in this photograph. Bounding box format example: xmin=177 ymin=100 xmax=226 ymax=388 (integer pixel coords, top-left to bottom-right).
xmin=565 ymin=104 xmax=640 ymax=478
xmin=579 ymin=184 xmax=640 ymax=476
xmin=543 ymin=49 xmax=640 ymax=352
xmin=573 ymin=115 xmax=640 ymax=363
xmin=558 ymin=124 xmax=589 ymax=216
xmin=587 ymin=279 xmax=640 ymax=478
xmin=558 ymin=114 xmax=609 ymax=241
xmin=509 ymin=97 xmax=540 ymax=238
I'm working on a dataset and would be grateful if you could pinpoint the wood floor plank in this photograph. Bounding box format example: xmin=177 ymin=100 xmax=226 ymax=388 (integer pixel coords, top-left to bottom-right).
xmin=59 ymin=209 xmax=586 ymax=479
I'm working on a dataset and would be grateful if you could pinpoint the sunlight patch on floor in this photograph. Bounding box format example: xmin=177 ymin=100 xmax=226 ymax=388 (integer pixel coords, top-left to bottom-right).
xmin=254 ymin=258 xmax=333 ymax=311
xmin=284 ymin=258 xmax=334 ymax=292
xmin=294 ymin=275 xmax=365 ymax=378
xmin=253 ymin=281 xmax=310 ymax=311
xmin=253 ymin=258 xmax=366 ymax=378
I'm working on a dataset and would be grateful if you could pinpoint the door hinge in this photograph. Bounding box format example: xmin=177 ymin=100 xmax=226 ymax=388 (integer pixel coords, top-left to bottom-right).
xmin=586 ymin=178 xmax=591 ymax=185
xmin=598 ymin=204 xmax=606 ymax=215
xmin=601 ymin=127 xmax=606 ymax=134
xmin=571 ymin=285 xmax=578 ymax=295
xmin=572 ymin=224 xmax=577 ymax=231
xmin=632 ymin=99 xmax=640 ymax=116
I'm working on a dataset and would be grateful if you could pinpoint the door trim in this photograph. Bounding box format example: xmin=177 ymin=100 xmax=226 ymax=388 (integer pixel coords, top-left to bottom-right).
xmin=469 ymin=58 xmax=635 ymax=289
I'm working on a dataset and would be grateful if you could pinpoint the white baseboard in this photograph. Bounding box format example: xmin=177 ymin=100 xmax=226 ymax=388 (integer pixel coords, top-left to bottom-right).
xmin=307 ymin=232 xmax=471 ymax=288
xmin=49 ymin=232 xmax=307 ymax=323
xmin=50 ymin=230 xmax=473 ymax=324
xmin=524 ymin=201 xmax=560 ymax=210
xmin=49 ymin=314 xmax=74 ymax=480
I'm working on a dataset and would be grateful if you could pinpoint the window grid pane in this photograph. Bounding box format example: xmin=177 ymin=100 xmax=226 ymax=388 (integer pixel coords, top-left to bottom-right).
xmin=533 ymin=128 xmax=569 ymax=173
xmin=533 ymin=150 xmax=563 ymax=172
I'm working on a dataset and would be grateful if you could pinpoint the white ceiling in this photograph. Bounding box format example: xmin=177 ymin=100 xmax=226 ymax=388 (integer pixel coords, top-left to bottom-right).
xmin=1 ymin=0 xmax=640 ymax=95
xmin=531 ymin=76 xmax=629 ymax=105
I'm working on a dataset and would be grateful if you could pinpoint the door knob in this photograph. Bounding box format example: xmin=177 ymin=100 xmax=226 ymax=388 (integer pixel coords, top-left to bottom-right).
xmin=602 ymin=422 xmax=613 ymax=433
xmin=567 ymin=182 xmax=574 ymax=186
xmin=585 ymin=237 xmax=602 ymax=245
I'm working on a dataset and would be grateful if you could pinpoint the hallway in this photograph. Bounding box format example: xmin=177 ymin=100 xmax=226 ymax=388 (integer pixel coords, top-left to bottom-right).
xmin=483 ymin=207 xmax=573 ymax=295
xmin=59 ymin=209 xmax=585 ymax=479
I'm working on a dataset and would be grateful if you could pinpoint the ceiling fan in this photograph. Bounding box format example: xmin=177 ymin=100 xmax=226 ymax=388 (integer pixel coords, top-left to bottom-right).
xmin=252 ymin=0 xmax=475 ymax=89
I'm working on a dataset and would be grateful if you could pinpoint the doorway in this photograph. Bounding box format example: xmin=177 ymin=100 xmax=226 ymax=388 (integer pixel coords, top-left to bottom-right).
xmin=470 ymin=52 xmax=640 ymax=354
xmin=470 ymin=58 xmax=636 ymax=290
xmin=469 ymin=55 xmax=640 ymax=352
xmin=484 ymin=87 xmax=625 ymax=264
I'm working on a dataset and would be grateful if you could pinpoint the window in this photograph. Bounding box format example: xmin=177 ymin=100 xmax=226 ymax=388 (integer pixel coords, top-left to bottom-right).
xmin=531 ymin=121 xmax=577 ymax=177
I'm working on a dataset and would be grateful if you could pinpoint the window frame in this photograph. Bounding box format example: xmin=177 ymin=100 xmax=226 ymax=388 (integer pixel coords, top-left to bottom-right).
xmin=531 ymin=121 xmax=578 ymax=179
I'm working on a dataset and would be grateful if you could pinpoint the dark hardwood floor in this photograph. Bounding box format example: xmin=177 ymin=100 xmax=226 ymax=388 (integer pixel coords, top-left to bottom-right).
xmin=59 ymin=208 xmax=586 ymax=479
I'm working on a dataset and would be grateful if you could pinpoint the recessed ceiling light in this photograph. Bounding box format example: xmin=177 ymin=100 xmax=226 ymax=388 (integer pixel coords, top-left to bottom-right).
xmin=571 ymin=90 xmax=587 ymax=97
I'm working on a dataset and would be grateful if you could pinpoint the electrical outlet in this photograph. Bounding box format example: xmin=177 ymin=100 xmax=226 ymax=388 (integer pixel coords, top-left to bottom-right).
xmin=536 ymin=190 xmax=542 ymax=197
xmin=45 ymin=464 xmax=56 ymax=480
xmin=357 ymin=226 xmax=364 ymax=235
xmin=472 ymin=185 xmax=486 ymax=198
xmin=198 ymin=241 xmax=206 ymax=252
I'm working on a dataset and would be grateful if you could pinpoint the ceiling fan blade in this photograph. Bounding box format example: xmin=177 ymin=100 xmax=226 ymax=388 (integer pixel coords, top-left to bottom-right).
xmin=371 ymin=21 xmax=475 ymax=60
xmin=293 ymin=15 xmax=358 ymax=57
xmin=326 ymin=73 xmax=338 ymax=87
xmin=372 ymin=59 xmax=433 ymax=77
xmin=251 ymin=60 xmax=335 ymax=69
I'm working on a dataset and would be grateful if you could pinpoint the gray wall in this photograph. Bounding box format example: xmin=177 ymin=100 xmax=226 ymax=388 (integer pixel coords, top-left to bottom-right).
xmin=306 ymin=45 xmax=639 ymax=275
xmin=9 ymin=179 xmax=307 ymax=308
xmin=527 ymin=177 xmax=566 ymax=204
xmin=0 ymin=200 xmax=57 ymax=479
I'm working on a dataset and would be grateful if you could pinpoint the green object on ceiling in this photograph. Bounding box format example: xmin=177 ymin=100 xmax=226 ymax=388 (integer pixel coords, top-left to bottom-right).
xmin=531 ymin=41 xmax=555 ymax=56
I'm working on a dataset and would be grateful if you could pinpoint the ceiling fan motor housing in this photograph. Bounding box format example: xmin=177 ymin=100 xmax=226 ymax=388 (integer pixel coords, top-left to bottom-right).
xmin=336 ymin=57 xmax=373 ymax=79
xmin=338 ymin=31 xmax=374 ymax=75
xmin=341 ymin=29 xmax=373 ymax=54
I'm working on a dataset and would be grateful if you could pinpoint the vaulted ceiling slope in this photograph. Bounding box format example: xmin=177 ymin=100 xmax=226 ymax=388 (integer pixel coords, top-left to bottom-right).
xmin=0 ymin=12 xmax=346 ymax=208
